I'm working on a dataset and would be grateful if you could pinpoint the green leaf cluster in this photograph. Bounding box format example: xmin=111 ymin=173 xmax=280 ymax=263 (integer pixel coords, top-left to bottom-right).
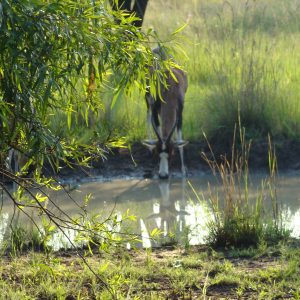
xmin=0 ymin=0 xmax=164 ymax=174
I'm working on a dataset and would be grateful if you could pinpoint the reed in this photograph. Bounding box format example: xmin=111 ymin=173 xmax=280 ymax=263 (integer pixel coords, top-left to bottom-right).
xmin=202 ymin=127 xmax=289 ymax=248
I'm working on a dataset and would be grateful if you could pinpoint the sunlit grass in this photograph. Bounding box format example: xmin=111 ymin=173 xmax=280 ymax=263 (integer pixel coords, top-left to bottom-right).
xmin=46 ymin=0 xmax=300 ymax=147
xmin=87 ymin=0 xmax=300 ymax=145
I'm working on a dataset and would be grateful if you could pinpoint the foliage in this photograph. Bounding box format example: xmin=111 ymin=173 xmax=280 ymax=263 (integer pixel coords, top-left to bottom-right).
xmin=0 ymin=0 xmax=180 ymax=294
xmin=4 ymin=223 xmax=46 ymax=255
xmin=0 ymin=0 xmax=175 ymax=220
xmin=0 ymin=0 xmax=160 ymax=174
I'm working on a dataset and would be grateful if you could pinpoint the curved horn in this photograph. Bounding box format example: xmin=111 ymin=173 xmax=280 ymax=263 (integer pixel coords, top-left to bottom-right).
xmin=165 ymin=108 xmax=178 ymax=143
xmin=151 ymin=106 xmax=178 ymax=144
xmin=151 ymin=112 xmax=163 ymax=143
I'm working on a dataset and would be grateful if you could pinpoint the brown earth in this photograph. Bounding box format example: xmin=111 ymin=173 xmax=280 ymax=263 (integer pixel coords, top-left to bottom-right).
xmin=56 ymin=139 xmax=300 ymax=182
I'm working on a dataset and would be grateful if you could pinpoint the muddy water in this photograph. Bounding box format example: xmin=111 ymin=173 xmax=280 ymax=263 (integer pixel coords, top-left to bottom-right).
xmin=1 ymin=173 xmax=300 ymax=249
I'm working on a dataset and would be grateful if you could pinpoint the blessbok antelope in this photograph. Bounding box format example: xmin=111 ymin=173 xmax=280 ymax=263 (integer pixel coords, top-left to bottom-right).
xmin=143 ymin=47 xmax=188 ymax=179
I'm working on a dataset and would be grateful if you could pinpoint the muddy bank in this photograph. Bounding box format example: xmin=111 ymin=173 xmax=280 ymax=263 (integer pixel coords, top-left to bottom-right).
xmin=56 ymin=139 xmax=300 ymax=182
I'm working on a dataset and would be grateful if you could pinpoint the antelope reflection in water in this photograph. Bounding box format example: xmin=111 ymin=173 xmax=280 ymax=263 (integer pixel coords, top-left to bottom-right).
xmin=142 ymin=180 xmax=190 ymax=246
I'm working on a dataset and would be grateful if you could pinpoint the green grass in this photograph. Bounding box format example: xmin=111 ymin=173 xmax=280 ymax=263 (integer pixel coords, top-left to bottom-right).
xmin=0 ymin=243 xmax=299 ymax=299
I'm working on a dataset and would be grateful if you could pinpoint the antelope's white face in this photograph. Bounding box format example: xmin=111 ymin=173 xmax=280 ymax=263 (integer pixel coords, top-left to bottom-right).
xmin=143 ymin=140 xmax=188 ymax=179
xmin=158 ymin=142 xmax=171 ymax=179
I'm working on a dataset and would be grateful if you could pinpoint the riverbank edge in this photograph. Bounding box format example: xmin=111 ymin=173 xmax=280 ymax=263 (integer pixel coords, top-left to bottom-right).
xmin=53 ymin=138 xmax=300 ymax=182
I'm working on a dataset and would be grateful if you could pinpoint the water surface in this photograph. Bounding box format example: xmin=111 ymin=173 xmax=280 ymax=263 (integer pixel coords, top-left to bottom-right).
xmin=1 ymin=173 xmax=300 ymax=249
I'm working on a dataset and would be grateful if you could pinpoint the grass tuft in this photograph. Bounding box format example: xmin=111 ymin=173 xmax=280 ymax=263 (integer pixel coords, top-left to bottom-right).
xmin=201 ymin=127 xmax=290 ymax=248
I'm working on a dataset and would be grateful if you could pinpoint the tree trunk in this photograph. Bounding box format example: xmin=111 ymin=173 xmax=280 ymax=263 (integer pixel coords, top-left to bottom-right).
xmin=132 ymin=0 xmax=149 ymax=27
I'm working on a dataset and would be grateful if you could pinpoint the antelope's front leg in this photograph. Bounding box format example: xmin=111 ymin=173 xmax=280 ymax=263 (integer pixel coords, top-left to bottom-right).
xmin=177 ymin=129 xmax=188 ymax=177
xmin=179 ymin=147 xmax=187 ymax=177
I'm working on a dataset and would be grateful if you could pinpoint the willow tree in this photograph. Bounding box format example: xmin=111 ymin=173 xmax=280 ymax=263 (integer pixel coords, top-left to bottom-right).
xmin=0 ymin=0 xmax=169 ymax=293
xmin=0 ymin=0 xmax=169 ymax=256
xmin=0 ymin=0 xmax=157 ymax=181
xmin=0 ymin=1 xmax=186 ymax=296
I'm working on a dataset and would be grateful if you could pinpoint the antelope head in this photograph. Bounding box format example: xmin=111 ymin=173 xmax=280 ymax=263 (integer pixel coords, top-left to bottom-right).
xmin=143 ymin=115 xmax=188 ymax=179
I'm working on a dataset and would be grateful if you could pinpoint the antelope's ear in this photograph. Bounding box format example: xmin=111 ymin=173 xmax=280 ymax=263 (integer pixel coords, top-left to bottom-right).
xmin=174 ymin=140 xmax=189 ymax=148
xmin=142 ymin=140 xmax=157 ymax=151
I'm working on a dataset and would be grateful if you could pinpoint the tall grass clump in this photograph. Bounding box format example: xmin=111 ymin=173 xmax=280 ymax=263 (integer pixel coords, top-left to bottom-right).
xmin=196 ymin=2 xmax=288 ymax=143
xmin=203 ymin=127 xmax=289 ymax=248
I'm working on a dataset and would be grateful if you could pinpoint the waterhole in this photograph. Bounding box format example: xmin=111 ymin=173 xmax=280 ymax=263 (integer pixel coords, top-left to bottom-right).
xmin=1 ymin=172 xmax=300 ymax=249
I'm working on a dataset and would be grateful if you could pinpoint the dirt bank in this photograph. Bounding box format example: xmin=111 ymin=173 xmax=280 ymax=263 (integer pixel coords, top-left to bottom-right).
xmin=56 ymin=139 xmax=300 ymax=182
